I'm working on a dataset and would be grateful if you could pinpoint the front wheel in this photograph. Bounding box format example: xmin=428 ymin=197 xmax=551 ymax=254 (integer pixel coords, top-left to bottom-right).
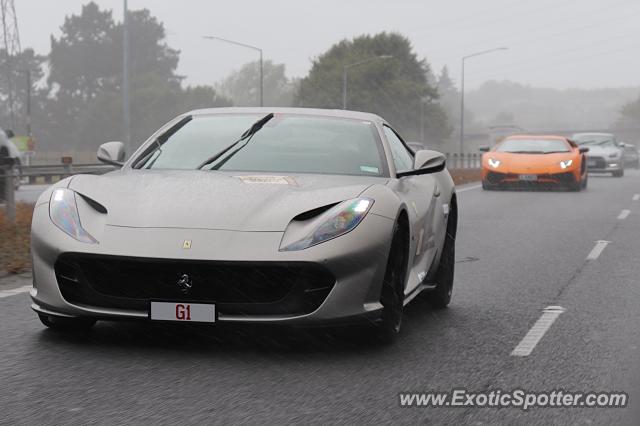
xmin=13 ymin=160 xmax=21 ymax=191
xmin=373 ymin=221 xmax=408 ymax=342
xmin=38 ymin=314 xmax=96 ymax=332
xmin=426 ymin=220 xmax=455 ymax=308
xmin=581 ymin=174 xmax=588 ymax=189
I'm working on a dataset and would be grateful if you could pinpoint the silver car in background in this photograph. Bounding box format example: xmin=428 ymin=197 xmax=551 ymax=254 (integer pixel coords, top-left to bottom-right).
xmin=622 ymin=143 xmax=640 ymax=169
xmin=29 ymin=108 xmax=458 ymax=342
xmin=0 ymin=128 xmax=23 ymax=190
xmin=572 ymin=132 xmax=625 ymax=177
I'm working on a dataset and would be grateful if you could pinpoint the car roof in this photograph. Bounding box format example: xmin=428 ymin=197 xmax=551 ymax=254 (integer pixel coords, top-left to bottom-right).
xmin=187 ymin=107 xmax=386 ymax=124
xmin=504 ymin=134 xmax=568 ymax=141
xmin=572 ymin=132 xmax=614 ymax=137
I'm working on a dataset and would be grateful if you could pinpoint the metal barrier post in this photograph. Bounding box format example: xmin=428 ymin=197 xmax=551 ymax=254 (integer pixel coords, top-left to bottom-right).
xmin=1 ymin=158 xmax=16 ymax=223
xmin=62 ymin=156 xmax=73 ymax=178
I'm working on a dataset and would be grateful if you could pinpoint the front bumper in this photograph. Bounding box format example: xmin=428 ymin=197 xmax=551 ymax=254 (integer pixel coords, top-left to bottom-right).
xmin=30 ymin=203 xmax=395 ymax=325
xmin=482 ymin=170 xmax=580 ymax=187
xmin=586 ymin=156 xmax=622 ymax=172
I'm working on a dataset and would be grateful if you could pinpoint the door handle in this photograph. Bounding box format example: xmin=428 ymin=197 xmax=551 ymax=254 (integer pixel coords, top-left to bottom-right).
xmin=434 ymin=184 xmax=441 ymax=197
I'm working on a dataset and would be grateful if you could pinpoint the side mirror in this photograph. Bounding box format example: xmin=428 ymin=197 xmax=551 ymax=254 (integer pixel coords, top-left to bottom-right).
xmin=618 ymin=142 xmax=626 ymax=148
xmin=479 ymin=145 xmax=490 ymax=152
xmin=397 ymin=150 xmax=446 ymax=178
xmin=579 ymin=147 xmax=589 ymax=154
xmin=97 ymin=141 xmax=125 ymax=167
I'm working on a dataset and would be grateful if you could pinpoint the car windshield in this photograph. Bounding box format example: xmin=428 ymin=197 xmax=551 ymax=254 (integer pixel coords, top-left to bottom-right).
xmin=573 ymin=135 xmax=616 ymax=147
xmin=135 ymin=114 xmax=385 ymax=176
xmin=495 ymin=138 xmax=570 ymax=153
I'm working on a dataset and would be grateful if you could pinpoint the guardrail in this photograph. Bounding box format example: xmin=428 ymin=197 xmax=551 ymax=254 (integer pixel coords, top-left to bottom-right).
xmin=445 ymin=153 xmax=482 ymax=169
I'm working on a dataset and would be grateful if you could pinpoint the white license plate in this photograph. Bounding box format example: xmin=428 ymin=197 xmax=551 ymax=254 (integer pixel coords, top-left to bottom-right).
xmin=150 ymin=301 xmax=216 ymax=323
xmin=519 ymin=174 xmax=537 ymax=181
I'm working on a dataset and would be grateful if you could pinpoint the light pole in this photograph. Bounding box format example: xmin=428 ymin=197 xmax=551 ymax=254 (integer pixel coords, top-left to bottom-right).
xmin=342 ymin=55 xmax=392 ymax=110
xmin=22 ymin=69 xmax=31 ymax=137
xmin=203 ymin=35 xmax=263 ymax=107
xmin=122 ymin=0 xmax=131 ymax=155
xmin=459 ymin=47 xmax=507 ymax=154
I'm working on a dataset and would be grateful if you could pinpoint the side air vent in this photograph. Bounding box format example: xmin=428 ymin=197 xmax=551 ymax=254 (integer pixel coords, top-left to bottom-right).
xmin=292 ymin=202 xmax=339 ymax=222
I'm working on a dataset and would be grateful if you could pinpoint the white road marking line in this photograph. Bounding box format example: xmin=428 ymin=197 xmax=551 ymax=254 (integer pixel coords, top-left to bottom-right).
xmin=586 ymin=240 xmax=610 ymax=260
xmin=0 ymin=285 xmax=32 ymax=299
xmin=633 ymin=194 xmax=640 ymax=201
xmin=456 ymin=184 xmax=481 ymax=193
xmin=511 ymin=306 xmax=566 ymax=357
xmin=617 ymin=209 xmax=631 ymax=220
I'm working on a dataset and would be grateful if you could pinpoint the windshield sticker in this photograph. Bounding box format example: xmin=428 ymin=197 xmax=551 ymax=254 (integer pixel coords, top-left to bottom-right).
xmin=235 ymin=175 xmax=297 ymax=185
xmin=360 ymin=165 xmax=379 ymax=174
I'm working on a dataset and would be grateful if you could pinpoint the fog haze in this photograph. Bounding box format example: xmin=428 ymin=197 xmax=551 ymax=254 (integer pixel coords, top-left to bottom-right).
xmin=16 ymin=0 xmax=640 ymax=90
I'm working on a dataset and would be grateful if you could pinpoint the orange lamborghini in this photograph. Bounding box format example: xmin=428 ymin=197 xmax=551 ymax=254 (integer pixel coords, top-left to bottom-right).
xmin=480 ymin=135 xmax=589 ymax=191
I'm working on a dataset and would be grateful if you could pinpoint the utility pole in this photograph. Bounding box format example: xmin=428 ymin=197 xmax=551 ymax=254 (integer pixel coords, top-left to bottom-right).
xmin=1 ymin=0 xmax=21 ymax=131
xmin=122 ymin=0 xmax=131 ymax=154
xmin=420 ymin=100 xmax=425 ymax=145
xmin=23 ymin=69 xmax=30 ymax=136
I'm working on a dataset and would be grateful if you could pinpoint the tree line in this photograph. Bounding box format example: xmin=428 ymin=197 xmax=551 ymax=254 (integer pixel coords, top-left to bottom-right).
xmin=4 ymin=2 xmax=636 ymax=156
xmin=0 ymin=2 xmax=460 ymax=154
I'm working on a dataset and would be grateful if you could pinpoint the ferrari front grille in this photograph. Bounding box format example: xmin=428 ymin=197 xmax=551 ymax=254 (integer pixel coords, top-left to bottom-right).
xmin=55 ymin=253 xmax=335 ymax=316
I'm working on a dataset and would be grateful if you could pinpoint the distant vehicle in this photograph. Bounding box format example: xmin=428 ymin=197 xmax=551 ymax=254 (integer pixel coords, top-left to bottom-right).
xmin=0 ymin=128 xmax=22 ymax=190
xmin=622 ymin=143 xmax=639 ymax=169
xmin=480 ymin=134 xmax=589 ymax=191
xmin=30 ymin=107 xmax=458 ymax=342
xmin=571 ymin=132 xmax=625 ymax=177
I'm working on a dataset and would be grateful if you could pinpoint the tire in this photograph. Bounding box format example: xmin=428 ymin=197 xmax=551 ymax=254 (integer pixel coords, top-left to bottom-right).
xmin=568 ymin=180 xmax=582 ymax=192
xmin=427 ymin=212 xmax=456 ymax=308
xmin=13 ymin=160 xmax=21 ymax=191
xmin=482 ymin=180 xmax=493 ymax=190
xmin=373 ymin=220 xmax=408 ymax=343
xmin=38 ymin=314 xmax=96 ymax=332
xmin=612 ymin=169 xmax=624 ymax=177
xmin=581 ymin=174 xmax=588 ymax=189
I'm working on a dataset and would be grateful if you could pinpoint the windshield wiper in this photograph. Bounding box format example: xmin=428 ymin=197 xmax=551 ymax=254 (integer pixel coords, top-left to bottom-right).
xmin=197 ymin=113 xmax=274 ymax=170
xmin=134 ymin=115 xmax=193 ymax=169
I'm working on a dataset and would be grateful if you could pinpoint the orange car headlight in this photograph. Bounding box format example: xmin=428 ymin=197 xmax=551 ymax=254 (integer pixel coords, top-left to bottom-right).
xmin=488 ymin=158 xmax=501 ymax=168
xmin=559 ymin=159 xmax=573 ymax=169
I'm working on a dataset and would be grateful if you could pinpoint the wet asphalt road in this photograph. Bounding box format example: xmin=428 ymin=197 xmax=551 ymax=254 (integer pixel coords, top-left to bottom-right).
xmin=1 ymin=171 xmax=640 ymax=425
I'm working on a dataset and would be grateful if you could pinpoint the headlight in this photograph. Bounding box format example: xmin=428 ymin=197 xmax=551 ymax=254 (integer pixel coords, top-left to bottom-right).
xmin=49 ymin=188 xmax=97 ymax=244
xmin=280 ymin=198 xmax=374 ymax=251
xmin=560 ymin=159 xmax=573 ymax=169
xmin=488 ymin=158 xmax=501 ymax=168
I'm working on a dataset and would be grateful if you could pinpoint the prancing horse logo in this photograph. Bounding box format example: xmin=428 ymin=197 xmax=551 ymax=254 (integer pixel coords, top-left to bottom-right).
xmin=176 ymin=273 xmax=193 ymax=294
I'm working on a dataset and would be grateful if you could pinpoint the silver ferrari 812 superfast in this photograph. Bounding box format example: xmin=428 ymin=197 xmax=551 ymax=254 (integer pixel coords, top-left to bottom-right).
xmin=30 ymin=108 xmax=458 ymax=341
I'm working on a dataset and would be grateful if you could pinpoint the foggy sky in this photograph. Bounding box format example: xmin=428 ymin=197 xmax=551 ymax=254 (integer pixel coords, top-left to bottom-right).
xmin=15 ymin=0 xmax=640 ymax=90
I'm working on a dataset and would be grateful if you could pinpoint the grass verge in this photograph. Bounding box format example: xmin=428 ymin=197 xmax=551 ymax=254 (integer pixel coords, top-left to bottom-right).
xmin=0 ymin=203 xmax=33 ymax=275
